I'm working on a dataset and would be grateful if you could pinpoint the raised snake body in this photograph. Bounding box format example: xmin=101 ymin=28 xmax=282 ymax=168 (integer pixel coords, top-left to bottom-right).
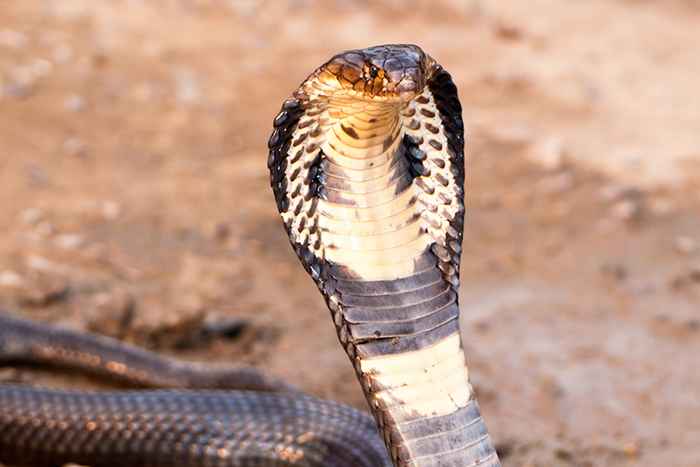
xmin=0 ymin=44 xmax=500 ymax=467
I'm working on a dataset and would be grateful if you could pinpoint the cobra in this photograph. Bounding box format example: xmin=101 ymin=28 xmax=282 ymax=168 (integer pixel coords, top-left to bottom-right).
xmin=0 ymin=44 xmax=500 ymax=467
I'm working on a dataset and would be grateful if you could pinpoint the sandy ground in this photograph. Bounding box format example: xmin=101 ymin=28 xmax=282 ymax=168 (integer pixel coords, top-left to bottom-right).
xmin=1 ymin=1 xmax=699 ymax=466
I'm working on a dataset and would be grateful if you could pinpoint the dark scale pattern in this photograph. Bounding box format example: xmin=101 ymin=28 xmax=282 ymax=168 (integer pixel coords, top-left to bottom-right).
xmin=427 ymin=67 xmax=464 ymax=181
xmin=0 ymin=386 xmax=390 ymax=467
xmin=321 ymin=44 xmax=428 ymax=98
xmin=0 ymin=313 xmax=293 ymax=392
xmin=402 ymin=135 xmax=428 ymax=180
xmin=427 ymin=66 xmax=466 ymax=292
xmin=268 ymin=97 xmax=306 ymax=213
xmin=328 ymin=252 xmax=460 ymax=358
xmin=305 ymin=150 xmax=326 ymax=199
xmin=266 ymin=91 xmax=329 ymax=293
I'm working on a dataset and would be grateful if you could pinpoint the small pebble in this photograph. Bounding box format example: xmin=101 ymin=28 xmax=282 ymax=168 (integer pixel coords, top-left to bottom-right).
xmin=530 ymin=137 xmax=567 ymax=171
xmin=600 ymin=263 xmax=627 ymax=281
xmin=26 ymin=164 xmax=49 ymax=186
xmin=63 ymin=137 xmax=86 ymax=157
xmin=102 ymin=201 xmax=121 ymax=220
xmin=650 ymin=197 xmax=674 ymax=216
xmin=669 ymin=265 xmax=700 ymax=290
xmin=553 ymin=448 xmax=573 ymax=461
xmin=201 ymin=314 xmax=249 ymax=340
xmin=493 ymin=21 xmax=524 ymax=41
xmin=599 ymin=184 xmax=624 ymax=202
xmin=26 ymin=255 xmax=61 ymax=273
xmin=54 ymin=233 xmax=84 ymax=250
xmin=0 ymin=270 xmax=23 ymax=287
xmin=674 ymin=236 xmax=697 ymax=255
xmin=213 ymin=223 xmax=231 ymax=241
xmin=610 ymin=199 xmax=641 ymax=222
xmin=622 ymin=440 xmax=641 ymax=458
xmin=3 ymin=81 xmax=32 ymax=99
xmin=174 ymin=68 xmax=201 ymax=103
xmin=34 ymin=221 xmax=54 ymax=237
xmin=64 ymin=94 xmax=85 ymax=111
xmin=0 ymin=29 xmax=27 ymax=49
xmin=472 ymin=320 xmax=490 ymax=333
xmin=27 ymin=58 xmax=53 ymax=80
xmin=690 ymin=264 xmax=700 ymax=281
xmin=20 ymin=207 xmax=43 ymax=225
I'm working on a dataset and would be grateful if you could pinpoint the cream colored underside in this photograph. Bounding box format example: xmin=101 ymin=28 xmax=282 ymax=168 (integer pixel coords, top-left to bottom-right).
xmin=360 ymin=332 xmax=472 ymax=420
xmin=282 ymin=80 xmax=461 ymax=281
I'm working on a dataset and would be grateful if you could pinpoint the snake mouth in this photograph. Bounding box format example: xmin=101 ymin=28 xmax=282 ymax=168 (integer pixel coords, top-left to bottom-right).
xmin=318 ymin=44 xmax=434 ymax=102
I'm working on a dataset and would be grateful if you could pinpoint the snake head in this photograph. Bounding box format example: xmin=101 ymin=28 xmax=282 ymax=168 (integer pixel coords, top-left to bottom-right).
xmin=317 ymin=44 xmax=436 ymax=101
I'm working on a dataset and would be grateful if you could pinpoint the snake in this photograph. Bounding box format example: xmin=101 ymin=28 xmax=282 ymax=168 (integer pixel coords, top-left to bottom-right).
xmin=0 ymin=44 xmax=501 ymax=467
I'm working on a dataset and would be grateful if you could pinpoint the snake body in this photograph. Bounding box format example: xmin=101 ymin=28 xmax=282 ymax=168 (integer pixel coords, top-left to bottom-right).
xmin=0 ymin=45 xmax=500 ymax=467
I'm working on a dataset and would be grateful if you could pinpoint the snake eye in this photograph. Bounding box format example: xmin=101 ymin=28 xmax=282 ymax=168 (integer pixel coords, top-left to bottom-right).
xmin=369 ymin=65 xmax=380 ymax=79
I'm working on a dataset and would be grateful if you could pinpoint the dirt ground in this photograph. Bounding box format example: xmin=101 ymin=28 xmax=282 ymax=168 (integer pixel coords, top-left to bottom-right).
xmin=1 ymin=1 xmax=699 ymax=466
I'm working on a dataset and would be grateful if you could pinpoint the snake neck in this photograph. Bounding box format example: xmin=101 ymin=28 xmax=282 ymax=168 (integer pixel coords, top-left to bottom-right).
xmin=269 ymin=62 xmax=499 ymax=466
xmin=282 ymin=79 xmax=464 ymax=279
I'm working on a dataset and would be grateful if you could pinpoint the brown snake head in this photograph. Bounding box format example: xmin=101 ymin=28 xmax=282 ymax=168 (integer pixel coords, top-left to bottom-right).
xmin=269 ymin=44 xmax=500 ymax=467
xmin=316 ymin=44 xmax=435 ymax=100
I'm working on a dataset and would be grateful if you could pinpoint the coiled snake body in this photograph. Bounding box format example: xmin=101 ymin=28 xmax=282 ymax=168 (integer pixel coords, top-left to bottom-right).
xmin=0 ymin=45 xmax=500 ymax=467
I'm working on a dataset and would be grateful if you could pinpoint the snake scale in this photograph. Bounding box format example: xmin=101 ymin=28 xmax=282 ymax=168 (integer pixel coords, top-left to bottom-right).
xmin=0 ymin=44 xmax=500 ymax=467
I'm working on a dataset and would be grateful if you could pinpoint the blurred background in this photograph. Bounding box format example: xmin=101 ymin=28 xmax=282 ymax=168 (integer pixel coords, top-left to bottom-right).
xmin=1 ymin=1 xmax=699 ymax=466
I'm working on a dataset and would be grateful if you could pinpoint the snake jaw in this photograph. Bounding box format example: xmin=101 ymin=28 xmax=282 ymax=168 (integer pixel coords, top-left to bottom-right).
xmin=318 ymin=44 xmax=431 ymax=102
